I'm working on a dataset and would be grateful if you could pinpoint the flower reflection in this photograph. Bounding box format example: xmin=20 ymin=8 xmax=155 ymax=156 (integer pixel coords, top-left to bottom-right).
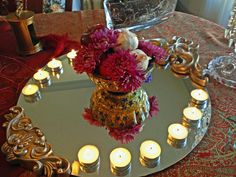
xmin=83 ymin=91 xmax=159 ymax=144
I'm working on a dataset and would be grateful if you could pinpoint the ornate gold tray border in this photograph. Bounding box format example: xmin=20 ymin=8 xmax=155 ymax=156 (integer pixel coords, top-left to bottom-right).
xmin=1 ymin=106 xmax=70 ymax=177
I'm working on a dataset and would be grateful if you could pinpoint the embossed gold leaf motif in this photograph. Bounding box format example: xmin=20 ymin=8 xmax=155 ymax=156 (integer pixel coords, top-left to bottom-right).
xmin=1 ymin=106 xmax=70 ymax=177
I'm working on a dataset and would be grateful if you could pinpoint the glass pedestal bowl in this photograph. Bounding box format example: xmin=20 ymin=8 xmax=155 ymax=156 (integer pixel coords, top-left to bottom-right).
xmin=207 ymin=54 xmax=236 ymax=89
xmin=103 ymin=0 xmax=177 ymax=31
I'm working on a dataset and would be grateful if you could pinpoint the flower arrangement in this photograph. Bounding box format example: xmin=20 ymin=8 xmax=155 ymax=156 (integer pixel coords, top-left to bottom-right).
xmin=74 ymin=25 xmax=166 ymax=143
xmin=73 ymin=24 xmax=167 ymax=92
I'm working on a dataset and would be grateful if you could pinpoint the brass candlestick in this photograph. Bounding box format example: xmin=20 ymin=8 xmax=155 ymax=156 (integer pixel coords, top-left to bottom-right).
xmin=6 ymin=0 xmax=42 ymax=56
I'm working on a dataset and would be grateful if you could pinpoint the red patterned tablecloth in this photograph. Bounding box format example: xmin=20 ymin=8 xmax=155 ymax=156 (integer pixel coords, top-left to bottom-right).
xmin=0 ymin=10 xmax=236 ymax=177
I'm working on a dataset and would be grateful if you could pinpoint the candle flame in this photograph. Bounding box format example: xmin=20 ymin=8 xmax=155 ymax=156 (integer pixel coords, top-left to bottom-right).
xmin=37 ymin=69 xmax=44 ymax=74
xmin=67 ymin=49 xmax=77 ymax=59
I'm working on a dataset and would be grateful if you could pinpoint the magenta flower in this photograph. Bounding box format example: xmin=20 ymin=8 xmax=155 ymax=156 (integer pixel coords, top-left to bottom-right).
xmin=89 ymin=27 xmax=119 ymax=52
xmin=83 ymin=108 xmax=103 ymax=127
xmin=73 ymin=46 xmax=101 ymax=74
xmin=98 ymin=50 xmax=145 ymax=92
xmin=108 ymin=124 xmax=143 ymax=144
xmin=82 ymin=108 xmax=143 ymax=144
xmin=138 ymin=41 xmax=167 ymax=64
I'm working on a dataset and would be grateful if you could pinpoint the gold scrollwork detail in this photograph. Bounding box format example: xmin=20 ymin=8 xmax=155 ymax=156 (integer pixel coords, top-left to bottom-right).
xmin=1 ymin=106 xmax=70 ymax=177
xmin=151 ymin=36 xmax=208 ymax=87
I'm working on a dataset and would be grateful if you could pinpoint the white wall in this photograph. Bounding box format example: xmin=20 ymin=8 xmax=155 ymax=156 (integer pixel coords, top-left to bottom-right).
xmin=179 ymin=0 xmax=234 ymax=27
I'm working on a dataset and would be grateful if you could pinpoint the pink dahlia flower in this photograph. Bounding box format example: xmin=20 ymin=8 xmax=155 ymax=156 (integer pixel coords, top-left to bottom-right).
xmin=89 ymin=27 xmax=119 ymax=52
xmin=73 ymin=46 xmax=102 ymax=74
xmin=98 ymin=50 xmax=145 ymax=92
xmin=108 ymin=124 xmax=143 ymax=144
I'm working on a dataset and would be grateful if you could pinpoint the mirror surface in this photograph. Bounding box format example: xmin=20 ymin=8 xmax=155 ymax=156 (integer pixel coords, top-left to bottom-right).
xmin=18 ymin=56 xmax=211 ymax=177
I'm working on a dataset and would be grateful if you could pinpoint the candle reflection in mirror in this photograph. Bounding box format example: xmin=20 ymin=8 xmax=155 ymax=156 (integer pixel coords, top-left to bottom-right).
xmin=182 ymin=107 xmax=203 ymax=128
xmin=51 ymin=68 xmax=64 ymax=79
xmin=78 ymin=145 xmax=100 ymax=173
xmin=33 ymin=69 xmax=51 ymax=88
xmin=22 ymin=84 xmax=42 ymax=103
xmin=110 ymin=148 xmax=131 ymax=176
xmin=140 ymin=140 xmax=161 ymax=168
xmin=167 ymin=123 xmax=188 ymax=148
xmin=71 ymin=161 xmax=80 ymax=176
xmin=55 ymin=71 xmax=63 ymax=79
xmin=190 ymin=89 xmax=209 ymax=110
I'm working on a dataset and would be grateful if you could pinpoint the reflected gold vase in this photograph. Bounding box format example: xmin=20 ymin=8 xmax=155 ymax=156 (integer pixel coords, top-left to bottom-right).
xmin=87 ymin=64 xmax=154 ymax=129
xmin=90 ymin=88 xmax=150 ymax=129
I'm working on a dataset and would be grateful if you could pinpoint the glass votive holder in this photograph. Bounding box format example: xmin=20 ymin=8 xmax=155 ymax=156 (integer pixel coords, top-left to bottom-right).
xmin=139 ymin=140 xmax=161 ymax=168
xmin=22 ymin=84 xmax=42 ymax=103
xmin=110 ymin=148 xmax=131 ymax=176
xmin=167 ymin=123 xmax=188 ymax=148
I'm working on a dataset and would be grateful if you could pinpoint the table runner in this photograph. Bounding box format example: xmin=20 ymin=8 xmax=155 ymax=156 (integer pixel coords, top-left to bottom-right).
xmin=0 ymin=11 xmax=236 ymax=177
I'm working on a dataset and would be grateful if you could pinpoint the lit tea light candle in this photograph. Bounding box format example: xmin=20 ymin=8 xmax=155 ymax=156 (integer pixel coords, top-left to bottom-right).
xmin=47 ymin=58 xmax=63 ymax=72
xmin=110 ymin=148 xmax=131 ymax=176
xmin=167 ymin=123 xmax=188 ymax=148
xmin=22 ymin=84 xmax=39 ymax=96
xmin=33 ymin=69 xmax=51 ymax=87
xmin=190 ymin=89 xmax=209 ymax=109
xmin=182 ymin=107 xmax=203 ymax=128
xmin=140 ymin=140 xmax=161 ymax=168
xmin=67 ymin=49 xmax=77 ymax=65
xmin=71 ymin=161 xmax=80 ymax=176
xmin=22 ymin=84 xmax=41 ymax=102
xmin=78 ymin=145 xmax=100 ymax=173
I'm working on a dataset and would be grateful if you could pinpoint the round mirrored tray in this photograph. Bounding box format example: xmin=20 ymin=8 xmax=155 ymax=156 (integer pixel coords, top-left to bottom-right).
xmin=13 ymin=54 xmax=211 ymax=177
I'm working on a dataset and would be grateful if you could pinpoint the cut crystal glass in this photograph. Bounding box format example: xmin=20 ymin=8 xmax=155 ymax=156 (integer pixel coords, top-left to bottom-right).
xmin=207 ymin=55 xmax=236 ymax=88
xmin=103 ymin=0 xmax=177 ymax=31
xmin=207 ymin=3 xmax=236 ymax=89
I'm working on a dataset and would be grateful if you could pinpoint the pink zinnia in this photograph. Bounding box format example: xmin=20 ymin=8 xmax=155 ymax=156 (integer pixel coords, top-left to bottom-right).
xmin=138 ymin=41 xmax=167 ymax=64
xmin=98 ymin=50 xmax=145 ymax=92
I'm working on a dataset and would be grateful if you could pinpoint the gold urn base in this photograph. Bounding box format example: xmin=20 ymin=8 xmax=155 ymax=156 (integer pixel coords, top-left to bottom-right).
xmin=90 ymin=88 xmax=150 ymax=129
